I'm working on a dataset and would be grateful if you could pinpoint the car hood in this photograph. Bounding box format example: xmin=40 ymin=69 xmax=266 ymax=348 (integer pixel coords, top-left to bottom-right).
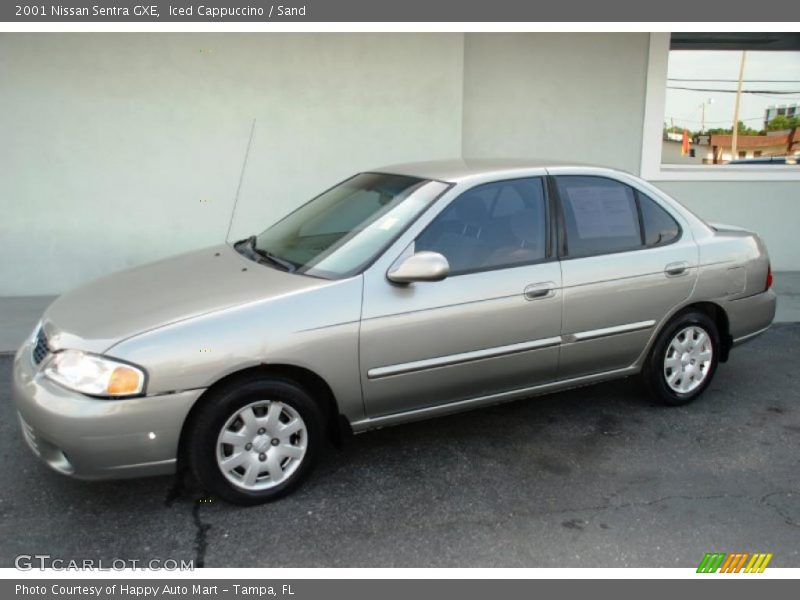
xmin=41 ymin=244 xmax=328 ymax=354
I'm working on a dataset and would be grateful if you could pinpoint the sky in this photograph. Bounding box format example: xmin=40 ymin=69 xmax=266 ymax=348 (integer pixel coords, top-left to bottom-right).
xmin=664 ymin=50 xmax=800 ymax=132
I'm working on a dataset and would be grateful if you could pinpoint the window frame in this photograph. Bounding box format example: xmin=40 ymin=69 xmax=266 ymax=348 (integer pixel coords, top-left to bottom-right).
xmin=550 ymin=174 xmax=683 ymax=261
xmin=640 ymin=32 xmax=800 ymax=182
xmin=412 ymin=175 xmax=556 ymax=278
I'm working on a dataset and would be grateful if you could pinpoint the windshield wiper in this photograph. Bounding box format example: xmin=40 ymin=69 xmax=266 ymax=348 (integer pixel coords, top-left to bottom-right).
xmin=253 ymin=247 xmax=297 ymax=273
xmin=236 ymin=235 xmax=297 ymax=273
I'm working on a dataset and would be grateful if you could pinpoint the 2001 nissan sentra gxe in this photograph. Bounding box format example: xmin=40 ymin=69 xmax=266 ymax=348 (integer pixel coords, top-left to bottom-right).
xmin=13 ymin=160 xmax=776 ymax=504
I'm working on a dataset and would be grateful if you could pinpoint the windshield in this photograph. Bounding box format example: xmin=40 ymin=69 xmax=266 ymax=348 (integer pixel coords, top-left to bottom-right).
xmin=250 ymin=173 xmax=449 ymax=279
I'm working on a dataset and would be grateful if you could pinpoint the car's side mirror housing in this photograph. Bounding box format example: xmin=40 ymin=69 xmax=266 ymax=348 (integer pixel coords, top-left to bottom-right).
xmin=387 ymin=251 xmax=450 ymax=284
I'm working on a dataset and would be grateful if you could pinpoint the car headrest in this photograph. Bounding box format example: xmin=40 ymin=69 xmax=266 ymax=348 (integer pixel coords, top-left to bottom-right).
xmin=510 ymin=210 xmax=541 ymax=246
xmin=454 ymin=193 xmax=489 ymax=227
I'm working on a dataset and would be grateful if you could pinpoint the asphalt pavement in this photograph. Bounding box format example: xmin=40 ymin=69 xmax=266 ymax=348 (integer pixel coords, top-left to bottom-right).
xmin=1 ymin=325 xmax=798 ymax=568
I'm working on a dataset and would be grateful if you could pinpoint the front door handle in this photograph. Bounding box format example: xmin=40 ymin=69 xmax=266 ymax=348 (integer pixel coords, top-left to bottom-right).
xmin=665 ymin=261 xmax=690 ymax=277
xmin=524 ymin=282 xmax=556 ymax=300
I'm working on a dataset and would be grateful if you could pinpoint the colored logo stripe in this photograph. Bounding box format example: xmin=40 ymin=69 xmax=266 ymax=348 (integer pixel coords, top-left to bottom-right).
xmin=697 ymin=553 xmax=726 ymax=573
xmin=745 ymin=553 xmax=773 ymax=573
xmin=720 ymin=553 xmax=749 ymax=573
xmin=697 ymin=552 xmax=773 ymax=573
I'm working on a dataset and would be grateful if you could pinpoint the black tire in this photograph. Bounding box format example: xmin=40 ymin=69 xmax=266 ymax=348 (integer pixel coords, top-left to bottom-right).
xmin=186 ymin=375 xmax=325 ymax=505
xmin=643 ymin=310 xmax=720 ymax=406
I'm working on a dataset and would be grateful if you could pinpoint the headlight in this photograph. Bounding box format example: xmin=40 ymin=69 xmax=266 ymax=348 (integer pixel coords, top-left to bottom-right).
xmin=43 ymin=350 xmax=146 ymax=397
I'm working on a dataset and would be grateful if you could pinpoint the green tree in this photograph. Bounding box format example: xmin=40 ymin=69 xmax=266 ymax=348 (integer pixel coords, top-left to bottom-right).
xmin=767 ymin=115 xmax=800 ymax=131
xmin=736 ymin=121 xmax=761 ymax=135
xmin=706 ymin=121 xmax=763 ymax=136
xmin=768 ymin=115 xmax=790 ymax=131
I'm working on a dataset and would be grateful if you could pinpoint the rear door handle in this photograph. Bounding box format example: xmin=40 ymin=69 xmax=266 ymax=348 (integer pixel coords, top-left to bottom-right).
xmin=524 ymin=282 xmax=556 ymax=300
xmin=665 ymin=261 xmax=690 ymax=277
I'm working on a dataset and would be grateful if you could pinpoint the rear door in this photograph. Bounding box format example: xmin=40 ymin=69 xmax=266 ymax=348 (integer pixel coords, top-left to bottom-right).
xmin=551 ymin=172 xmax=698 ymax=380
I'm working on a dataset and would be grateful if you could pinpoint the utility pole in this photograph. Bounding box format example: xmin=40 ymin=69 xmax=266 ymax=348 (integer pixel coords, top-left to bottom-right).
xmin=700 ymin=98 xmax=713 ymax=134
xmin=731 ymin=50 xmax=747 ymax=159
xmin=701 ymin=102 xmax=705 ymax=133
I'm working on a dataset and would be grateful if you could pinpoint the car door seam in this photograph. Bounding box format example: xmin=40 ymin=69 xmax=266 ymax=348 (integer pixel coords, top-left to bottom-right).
xmin=360 ymin=289 xmax=562 ymax=323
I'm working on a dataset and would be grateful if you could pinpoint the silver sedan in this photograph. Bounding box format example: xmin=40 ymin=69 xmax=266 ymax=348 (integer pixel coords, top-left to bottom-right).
xmin=13 ymin=160 xmax=776 ymax=504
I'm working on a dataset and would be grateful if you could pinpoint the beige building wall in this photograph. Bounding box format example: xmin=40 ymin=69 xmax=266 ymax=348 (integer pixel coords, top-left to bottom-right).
xmin=1 ymin=32 xmax=798 ymax=296
xmin=461 ymin=33 xmax=650 ymax=174
xmin=0 ymin=33 xmax=464 ymax=295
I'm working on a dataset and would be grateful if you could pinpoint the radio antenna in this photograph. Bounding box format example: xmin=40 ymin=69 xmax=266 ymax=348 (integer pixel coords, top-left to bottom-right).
xmin=225 ymin=118 xmax=257 ymax=243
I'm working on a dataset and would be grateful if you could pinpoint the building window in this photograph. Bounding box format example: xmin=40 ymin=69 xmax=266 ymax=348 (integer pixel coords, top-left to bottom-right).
xmin=641 ymin=33 xmax=800 ymax=181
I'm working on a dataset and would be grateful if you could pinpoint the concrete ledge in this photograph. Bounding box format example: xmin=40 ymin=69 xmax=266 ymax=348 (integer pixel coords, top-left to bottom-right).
xmin=773 ymin=271 xmax=800 ymax=325
xmin=1 ymin=272 xmax=798 ymax=353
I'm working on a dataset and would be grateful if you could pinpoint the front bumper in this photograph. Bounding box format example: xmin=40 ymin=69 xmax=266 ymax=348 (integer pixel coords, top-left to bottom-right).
xmin=12 ymin=341 xmax=204 ymax=480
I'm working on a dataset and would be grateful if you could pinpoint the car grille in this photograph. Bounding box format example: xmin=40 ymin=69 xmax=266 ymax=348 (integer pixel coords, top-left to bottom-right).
xmin=32 ymin=328 xmax=50 ymax=365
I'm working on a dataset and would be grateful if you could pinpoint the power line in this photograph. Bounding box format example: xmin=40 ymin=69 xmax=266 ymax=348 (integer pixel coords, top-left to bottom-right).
xmin=667 ymin=115 xmax=765 ymax=125
xmin=750 ymin=93 xmax=800 ymax=100
xmin=667 ymin=86 xmax=800 ymax=94
xmin=668 ymin=78 xmax=800 ymax=83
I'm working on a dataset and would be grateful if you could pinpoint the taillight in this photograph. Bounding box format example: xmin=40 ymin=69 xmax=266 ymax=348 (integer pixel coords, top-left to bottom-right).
xmin=765 ymin=264 xmax=773 ymax=291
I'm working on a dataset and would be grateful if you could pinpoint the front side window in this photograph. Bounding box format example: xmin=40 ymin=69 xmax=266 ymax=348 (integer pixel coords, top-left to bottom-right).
xmin=250 ymin=173 xmax=449 ymax=279
xmin=557 ymin=176 xmax=643 ymax=258
xmin=415 ymin=178 xmax=548 ymax=275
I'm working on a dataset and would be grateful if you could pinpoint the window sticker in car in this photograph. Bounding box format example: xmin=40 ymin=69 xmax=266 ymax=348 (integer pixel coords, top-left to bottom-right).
xmin=566 ymin=186 xmax=639 ymax=240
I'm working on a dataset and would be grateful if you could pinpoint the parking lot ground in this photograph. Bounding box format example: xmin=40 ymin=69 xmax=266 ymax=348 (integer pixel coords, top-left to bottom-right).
xmin=1 ymin=325 xmax=798 ymax=568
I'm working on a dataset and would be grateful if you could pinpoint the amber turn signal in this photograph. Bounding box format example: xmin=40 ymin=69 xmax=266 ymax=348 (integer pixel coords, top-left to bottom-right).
xmin=107 ymin=366 xmax=144 ymax=396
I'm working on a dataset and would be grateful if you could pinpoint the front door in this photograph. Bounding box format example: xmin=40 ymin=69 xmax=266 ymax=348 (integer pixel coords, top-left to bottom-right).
xmin=359 ymin=176 xmax=563 ymax=418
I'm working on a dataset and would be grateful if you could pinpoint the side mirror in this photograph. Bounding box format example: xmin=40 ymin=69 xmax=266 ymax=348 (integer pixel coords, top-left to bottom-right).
xmin=387 ymin=251 xmax=450 ymax=284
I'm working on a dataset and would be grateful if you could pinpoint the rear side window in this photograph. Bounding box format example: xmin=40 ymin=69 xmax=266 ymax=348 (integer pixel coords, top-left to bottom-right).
xmin=556 ymin=176 xmax=642 ymax=258
xmin=639 ymin=192 xmax=681 ymax=247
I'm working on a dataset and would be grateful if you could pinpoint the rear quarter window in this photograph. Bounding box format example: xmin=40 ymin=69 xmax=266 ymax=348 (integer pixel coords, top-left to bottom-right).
xmin=638 ymin=192 xmax=681 ymax=247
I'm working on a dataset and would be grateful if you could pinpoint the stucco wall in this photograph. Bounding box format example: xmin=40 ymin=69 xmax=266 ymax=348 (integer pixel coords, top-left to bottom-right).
xmin=654 ymin=181 xmax=797 ymax=270
xmin=0 ymin=32 xmax=797 ymax=296
xmin=461 ymin=33 xmax=650 ymax=174
xmin=0 ymin=33 xmax=464 ymax=295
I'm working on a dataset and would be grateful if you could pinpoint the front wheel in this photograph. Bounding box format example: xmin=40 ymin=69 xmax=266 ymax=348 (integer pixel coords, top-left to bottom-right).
xmin=187 ymin=375 xmax=324 ymax=505
xmin=643 ymin=310 xmax=720 ymax=406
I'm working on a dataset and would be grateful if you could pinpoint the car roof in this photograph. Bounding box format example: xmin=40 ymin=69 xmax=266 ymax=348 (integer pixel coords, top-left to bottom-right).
xmin=372 ymin=158 xmax=611 ymax=183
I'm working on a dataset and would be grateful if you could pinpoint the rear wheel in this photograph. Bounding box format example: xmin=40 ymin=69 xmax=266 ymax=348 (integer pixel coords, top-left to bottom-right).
xmin=187 ymin=375 xmax=324 ymax=505
xmin=644 ymin=310 xmax=720 ymax=406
